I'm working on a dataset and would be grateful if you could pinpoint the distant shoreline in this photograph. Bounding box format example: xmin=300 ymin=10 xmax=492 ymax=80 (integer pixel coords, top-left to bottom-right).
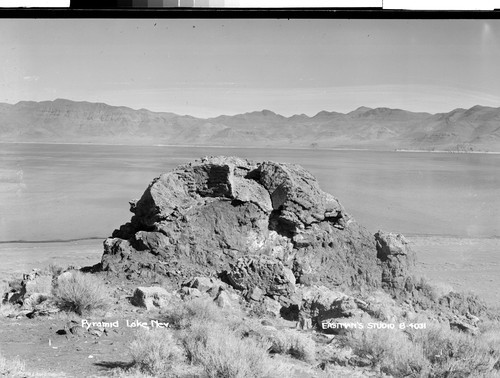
xmin=0 ymin=237 xmax=105 ymax=245
xmin=395 ymin=149 xmax=500 ymax=155
xmin=1 ymin=141 xmax=499 ymax=155
xmin=1 ymin=234 xmax=498 ymax=245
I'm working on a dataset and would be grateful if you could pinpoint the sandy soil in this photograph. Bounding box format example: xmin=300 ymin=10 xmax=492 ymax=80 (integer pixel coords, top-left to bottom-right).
xmin=0 ymin=239 xmax=103 ymax=285
xmin=408 ymin=235 xmax=500 ymax=307
xmin=0 ymin=277 xmax=157 ymax=378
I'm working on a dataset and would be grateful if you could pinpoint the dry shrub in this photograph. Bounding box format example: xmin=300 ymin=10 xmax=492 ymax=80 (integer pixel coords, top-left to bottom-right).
xmin=41 ymin=263 xmax=64 ymax=278
xmin=346 ymin=326 xmax=430 ymax=377
xmin=129 ymin=328 xmax=190 ymax=377
xmin=52 ymin=271 xmax=109 ymax=315
xmin=0 ymin=302 xmax=22 ymax=318
xmin=264 ymin=328 xmax=316 ymax=363
xmin=0 ymin=352 xmax=26 ymax=377
xmin=163 ymin=297 xmax=222 ymax=329
xmin=412 ymin=324 xmax=500 ymax=377
xmin=0 ymin=352 xmax=66 ymax=377
xmin=180 ymin=321 xmax=288 ymax=378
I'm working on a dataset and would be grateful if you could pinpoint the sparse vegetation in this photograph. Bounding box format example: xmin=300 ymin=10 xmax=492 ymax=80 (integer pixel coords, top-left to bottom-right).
xmin=41 ymin=263 xmax=64 ymax=278
xmin=180 ymin=321 xmax=286 ymax=378
xmin=163 ymin=297 xmax=223 ymax=329
xmin=0 ymin=302 xmax=22 ymax=317
xmin=342 ymin=317 xmax=500 ymax=378
xmin=0 ymin=351 xmax=65 ymax=377
xmin=412 ymin=324 xmax=500 ymax=377
xmin=110 ymin=298 xmax=289 ymax=378
xmin=260 ymin=327 xmax=316 ymax=363
xmin=128 ymin=328 xmax=189 ymax=377
xmin=345 ymin=324 xmax=430 ymax=377
xmin=52 ymin=271 xmax=109 ymax=315
xmin=0 ymin=352 xmax=26 ymax=377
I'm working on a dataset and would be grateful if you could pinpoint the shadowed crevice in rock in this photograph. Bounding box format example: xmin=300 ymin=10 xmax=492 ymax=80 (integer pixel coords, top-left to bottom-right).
xmin=268 ymin=209 xmax=296 ymax=240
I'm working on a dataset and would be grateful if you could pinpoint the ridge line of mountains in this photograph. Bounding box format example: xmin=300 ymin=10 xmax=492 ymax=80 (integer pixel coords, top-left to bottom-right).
xmin=1 ymin=98 xmax=499 ymax=152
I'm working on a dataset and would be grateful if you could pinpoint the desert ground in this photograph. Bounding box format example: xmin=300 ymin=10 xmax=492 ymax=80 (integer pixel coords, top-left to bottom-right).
xmin=0 ymin=235 xmax=499 ymax=377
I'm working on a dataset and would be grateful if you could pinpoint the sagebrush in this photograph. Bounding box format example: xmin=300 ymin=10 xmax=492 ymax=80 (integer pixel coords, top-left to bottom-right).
xmin=52 ymin=271 xmax=109 ymax=315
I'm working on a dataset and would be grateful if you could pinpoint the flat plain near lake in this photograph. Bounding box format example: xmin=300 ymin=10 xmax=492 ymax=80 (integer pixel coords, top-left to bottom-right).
xmin=0 ymin=143 xmax=498 ymax=304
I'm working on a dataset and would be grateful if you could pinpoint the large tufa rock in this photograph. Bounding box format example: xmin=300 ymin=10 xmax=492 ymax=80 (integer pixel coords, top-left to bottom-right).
xmin=100 ymin=156 xmax=384 ymax=292
xmin=375 ymin=231 xmax=416 ymax=291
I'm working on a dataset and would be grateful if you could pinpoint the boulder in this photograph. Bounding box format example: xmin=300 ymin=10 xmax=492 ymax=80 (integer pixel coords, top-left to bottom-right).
xmin=450 ymin=317 xmax=479 ymax=335
xmin=375 ymin=231 xmax=416 ymax=291
xmin=182 ymin=276 xmax=228 ymax=297
xmin=22 ymin=293 xmax=50 ymax=310
xmin=179 ymin=287 xmax=203 ymax=299
xmin=299 ymin=286 xmax=362 ymax=329
xmin=214 ymin=290 xmax=240 ymax=309
xmin=25 ymin=298 xmax=60 ymax=318
xmin=261 ymin=297 xmax=282 ymax=318
xmin=131 ymin=287 xmax=171 ymax=310
xmin=99 ymin=156 xmax=399 ymax=297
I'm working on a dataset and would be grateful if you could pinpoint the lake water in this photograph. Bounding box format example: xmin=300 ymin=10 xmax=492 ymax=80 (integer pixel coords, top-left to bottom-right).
xmin=0 ymin=143 xmax=499 ymax=242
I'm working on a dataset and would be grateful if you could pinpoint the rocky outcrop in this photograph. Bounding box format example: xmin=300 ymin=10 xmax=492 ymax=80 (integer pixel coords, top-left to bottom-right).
xmin=375 ymin=231 xmax=416 ymax=291
xmin=100 ymin=156 xmax=385 ymax=294
xmin=298 ymin=286 xmax=362 ymax=330
xmin=2 ymin=269 xmax=53 ymax=306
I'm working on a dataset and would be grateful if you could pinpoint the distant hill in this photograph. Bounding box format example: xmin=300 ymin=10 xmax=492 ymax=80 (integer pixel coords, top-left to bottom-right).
xmin=1 ymin=99 xmax=499 ymax=152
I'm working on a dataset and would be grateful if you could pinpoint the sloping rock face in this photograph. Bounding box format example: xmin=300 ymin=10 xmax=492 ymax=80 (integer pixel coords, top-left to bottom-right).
xmin=100 ymin=156 xmax=383 ymax=293
xmin=375 ymin=231 xmax=416 ymax=291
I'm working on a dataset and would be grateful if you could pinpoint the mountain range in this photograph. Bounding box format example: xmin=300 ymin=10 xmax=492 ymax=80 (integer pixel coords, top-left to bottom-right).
xmin=1 ymin=98 xmax=499 ymax=152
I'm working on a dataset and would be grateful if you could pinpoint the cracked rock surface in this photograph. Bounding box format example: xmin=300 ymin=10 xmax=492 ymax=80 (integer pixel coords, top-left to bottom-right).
xmin=100 ymin=156 xmax=384 ymax=294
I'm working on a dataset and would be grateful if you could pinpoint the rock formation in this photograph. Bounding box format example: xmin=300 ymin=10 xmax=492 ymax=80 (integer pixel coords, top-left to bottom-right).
xmin=375 ymin=231 xmax=416 ymax=291
xmin=100 ymin=156 xmax=409 ymax=304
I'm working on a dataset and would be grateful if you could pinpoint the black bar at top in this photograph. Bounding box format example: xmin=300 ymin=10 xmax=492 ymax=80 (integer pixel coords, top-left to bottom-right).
xmin=71 ymin=0 xmax=120 ymax=8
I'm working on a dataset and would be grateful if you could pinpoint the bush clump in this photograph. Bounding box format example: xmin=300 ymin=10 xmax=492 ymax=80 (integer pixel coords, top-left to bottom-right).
xmin=412 ymin=324 xmax=500 ymax=377
xmin=261 ymin=328 xmax=316 ymax=363
xmin=344 ymin=319 xmax=500 ymax=378
xmin=345 ymin=326 xmax=430 ymax=377
xmin=180 ymin=321 xmax=286 ymax=378
xmin=52 ymin=271 xmax=109 ymax=315
xmin=129 ymin=328 xmax=189 ymax=377
xmin=163 ymin=297 xmax=223 ymax=329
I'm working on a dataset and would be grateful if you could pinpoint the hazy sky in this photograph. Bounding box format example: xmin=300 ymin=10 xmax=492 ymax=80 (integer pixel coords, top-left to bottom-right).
xmin=1 ymin=18 xmax=499 ymax=117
